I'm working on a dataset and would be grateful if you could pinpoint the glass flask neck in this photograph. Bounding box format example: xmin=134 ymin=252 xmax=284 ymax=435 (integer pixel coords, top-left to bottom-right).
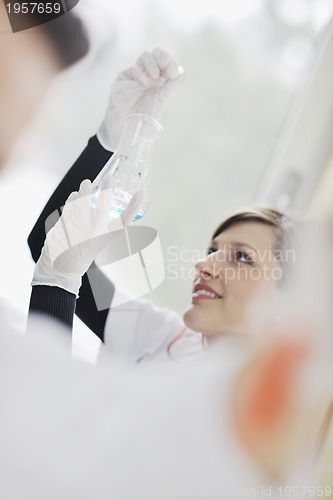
xmin=115 ymin=113 xmax=163 ymax=156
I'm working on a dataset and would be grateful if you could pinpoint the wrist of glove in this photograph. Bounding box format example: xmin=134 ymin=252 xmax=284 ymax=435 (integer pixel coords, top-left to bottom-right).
xmin=32 ymin=178 xmax=142 ymax=297
xmin=97 ymin=47 xmax=186 ymax=152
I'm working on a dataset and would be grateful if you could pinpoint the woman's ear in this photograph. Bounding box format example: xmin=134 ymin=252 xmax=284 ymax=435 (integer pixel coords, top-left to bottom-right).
xmin=231 ymin=332 xmax=324 ymax=480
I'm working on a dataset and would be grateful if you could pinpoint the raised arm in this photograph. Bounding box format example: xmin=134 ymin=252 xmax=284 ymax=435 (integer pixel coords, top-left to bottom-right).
xmin=28 ymin=135 xmax=114 ymax=339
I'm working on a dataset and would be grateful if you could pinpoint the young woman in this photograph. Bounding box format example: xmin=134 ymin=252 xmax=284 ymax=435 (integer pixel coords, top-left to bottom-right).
xmin=28 ymin=49 xmax=296 ymax=365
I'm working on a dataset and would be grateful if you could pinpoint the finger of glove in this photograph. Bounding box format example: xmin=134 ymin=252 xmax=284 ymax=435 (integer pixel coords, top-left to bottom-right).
xmin=65 ymin=191 xmax=79 ymax=204
xmin=78 ymin=179 xmax=92 ymax=198
xmin=162 ymin=59 xmax=183 ymax=80
xmin=60 ymin=180 xmax=94 ymax=247
xmin=116 ymin=66 xmax=141 ymax=83
xmin=152 ymin=47 xmax=171 ymax=71
xmin=132 ymin=65 xmax=148 ymax=86
xmin=66 ymin=179 xmax=92 ymax=227
xmin=92 ymin=180 xmax=124 ymax=235
xmin=121 ymin=190 xmax=144 ymax=226
xmin=117 ymin=65 xmax=153 ymax=85
xmin=63 ymin=196 xmax=93 ymax=248
xmin=52 ymin=190 xmax=81 ymax=259
xmin=137 ymin=51 xmax=160 ymax=80
xmin=116 ymin=66 xmax=163 ymax=93
xmin=62 ymin=190 xmax=79 ymax=216
xmin=66 ymin=180 xmax=92 ymax=232
xmin=161 ymin=70 xmax=188 ymax=93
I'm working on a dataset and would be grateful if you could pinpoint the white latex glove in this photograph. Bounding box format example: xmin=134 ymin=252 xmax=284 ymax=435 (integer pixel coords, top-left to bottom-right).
xmin=97 ymin=47 xmax=186 ymax=152
xmin=32 ymin=178 xmax=142 ymax=297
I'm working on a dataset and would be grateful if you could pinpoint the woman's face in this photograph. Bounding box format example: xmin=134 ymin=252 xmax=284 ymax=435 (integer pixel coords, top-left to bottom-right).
xmin=183 ymin=221 xmax=280 ymax=338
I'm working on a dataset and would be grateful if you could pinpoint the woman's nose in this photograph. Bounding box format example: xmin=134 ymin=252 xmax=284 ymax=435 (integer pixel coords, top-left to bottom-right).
xmin=195 ymin=254 xmax=222 ymax=280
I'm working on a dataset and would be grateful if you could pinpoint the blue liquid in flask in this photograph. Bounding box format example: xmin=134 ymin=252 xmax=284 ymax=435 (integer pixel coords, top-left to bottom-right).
xmin=91 ymin=192 xmax=143 ymax=222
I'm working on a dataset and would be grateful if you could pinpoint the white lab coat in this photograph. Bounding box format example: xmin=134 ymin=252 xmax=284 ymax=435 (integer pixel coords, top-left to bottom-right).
xmin=103 ymin=289 xmax=205 ymax=366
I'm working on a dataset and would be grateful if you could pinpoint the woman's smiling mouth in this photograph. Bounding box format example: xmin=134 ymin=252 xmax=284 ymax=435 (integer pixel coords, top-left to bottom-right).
xmin=192 ymin=283 xmax=223 ymax=300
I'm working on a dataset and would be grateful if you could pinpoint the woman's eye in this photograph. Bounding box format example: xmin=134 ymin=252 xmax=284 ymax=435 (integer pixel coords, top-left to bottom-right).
xmin=235 ymin=250 xmax=253 ymax=265
xmin=207 ymin=247 xmax=217 ymax=255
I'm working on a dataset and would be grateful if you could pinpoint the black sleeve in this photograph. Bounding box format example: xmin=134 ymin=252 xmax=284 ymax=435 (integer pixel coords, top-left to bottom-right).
xmin=28 ymin=135 xmax=115 ymax=342
xmin=28 ymin=285 xmax=76 ymax=331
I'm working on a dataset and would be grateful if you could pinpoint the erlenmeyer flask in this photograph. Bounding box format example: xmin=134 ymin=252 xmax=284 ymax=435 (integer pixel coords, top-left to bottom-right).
xmin=91 ymin=113 xmax=163 ymax=221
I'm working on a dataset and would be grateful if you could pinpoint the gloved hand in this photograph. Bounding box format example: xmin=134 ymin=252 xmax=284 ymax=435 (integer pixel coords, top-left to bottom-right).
xmin=97 ymin=47 xmax=186 ymax=152
xmin=32 ymin=177 xmax=142 ymax=297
